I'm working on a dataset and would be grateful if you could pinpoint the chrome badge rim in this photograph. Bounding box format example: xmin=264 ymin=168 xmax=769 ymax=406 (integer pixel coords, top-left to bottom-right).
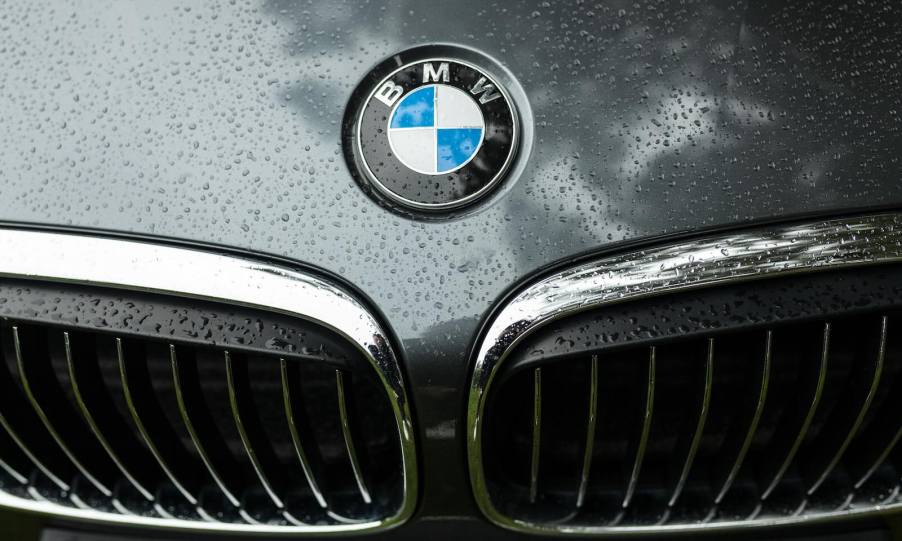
xmin=355 ymin=57 xmax=519 ymax=211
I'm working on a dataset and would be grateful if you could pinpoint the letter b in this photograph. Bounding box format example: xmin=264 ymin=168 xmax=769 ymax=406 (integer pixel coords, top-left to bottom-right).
xmin=374 ymin=81 xmax=404 ymax=107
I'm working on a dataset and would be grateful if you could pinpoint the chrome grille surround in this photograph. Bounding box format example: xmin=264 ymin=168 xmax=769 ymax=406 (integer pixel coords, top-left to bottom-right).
xmin=467 ymin=212 xmax=902 ymax=535
xmin=0 ymin=228 xmax=417 ymax=535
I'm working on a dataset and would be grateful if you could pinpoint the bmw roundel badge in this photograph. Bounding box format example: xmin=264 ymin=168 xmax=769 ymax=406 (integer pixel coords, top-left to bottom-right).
xmin=353 ymin=57 xmax=519 ymax=212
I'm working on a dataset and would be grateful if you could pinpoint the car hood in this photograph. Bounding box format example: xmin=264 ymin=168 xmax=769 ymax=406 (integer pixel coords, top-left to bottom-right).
xmin=1 ymin=0 xmax=900 ymax=522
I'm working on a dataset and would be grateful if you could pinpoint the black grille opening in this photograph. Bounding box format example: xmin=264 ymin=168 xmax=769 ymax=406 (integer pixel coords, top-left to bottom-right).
xmin=481 ymin=266 xmax=902 ymax=529
xmin=0 ymin=279 xmax=405 ymax=527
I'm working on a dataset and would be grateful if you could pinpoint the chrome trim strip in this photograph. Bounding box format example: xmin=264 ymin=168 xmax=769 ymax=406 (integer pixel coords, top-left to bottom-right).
xmin=467 ymin=212 xmax=902 ymax=535
xmin=0 ymin=228 xmax=416 ymax=535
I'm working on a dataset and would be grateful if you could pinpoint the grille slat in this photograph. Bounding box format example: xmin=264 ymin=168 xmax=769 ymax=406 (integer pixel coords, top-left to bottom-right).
xmin=14 ymin=326 xmax=117 ymax=498
xmin=622 ymin=348 xmax=655 ymax=510
xmin=667 ymin=338 xmax=713 ymax=509
xmin=66 ymin=332 xmax=158 ymax=503
xmin=575 ymin=356 xmax=598 ymax=509
xmin=528 ymin=368 xmax=541 ymax=504
xmin=224 ymin=350 xmax=298 ymax=524
xmin=759 ymin=322 xmax=830 ymax=501
xmin=170 ymin=345 xmax=244 ymax=510
xmin=118 ymin=339 xmax=202 ymax=508
xmin=0 ymin=431 xmax=29 ymax=486
xmin=803 ymin=317 xmax=886 ymax=498
xmin=225 ymin=351 xmax=281 ymax=508
xmin=335 ymin=370 xmax=372 ymax=505
xmin=279 ymin=359 xmax=328 ymax=510
xmin=0 ymin=328 xmax=72 ymax=492
xmin=716 ymin=331 xmax=772 ymax=506
xmin=846 ymin=342 xmax=902 ymax=491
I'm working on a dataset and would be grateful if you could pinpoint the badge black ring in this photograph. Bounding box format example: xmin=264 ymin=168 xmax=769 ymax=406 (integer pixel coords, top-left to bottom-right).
xmin=354 ymin=57 xmax=520 ymax=212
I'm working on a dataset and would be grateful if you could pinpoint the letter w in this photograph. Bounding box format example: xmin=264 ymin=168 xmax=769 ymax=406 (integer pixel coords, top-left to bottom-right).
xmin=469 ymin=77 xmax=501 ymax=104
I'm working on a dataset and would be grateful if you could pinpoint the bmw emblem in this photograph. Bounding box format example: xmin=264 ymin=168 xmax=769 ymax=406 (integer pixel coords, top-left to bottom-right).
xmin=351 ymin=57 xmax=519 ymax=212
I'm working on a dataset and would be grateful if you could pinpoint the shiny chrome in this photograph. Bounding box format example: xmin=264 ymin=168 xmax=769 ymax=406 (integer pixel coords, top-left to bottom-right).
xmin=468 ymin=213 xmax=902 ymax=535
xmin=761 ymin=323 xmax=830 ymax=500
xmin=0 ymin=228 xmax=415 ymax=534
xmin=667 ymin=338 xmax=713 ymax=508
xmin=807 ymin=316 xmax=886 ymax=496
xmin=854 ymin=423 xmax=902 ymax=490
xmin=0 ymin=329 xmax=70 ymax=492
xmin=225 ymin=351 xmax=286 ymax=511
xmin=0 ymin=420 xmax=68 ymax=491
xmin=335 ymin=370 xmax=372 ymax=504
xmin=714 ymin=331 xmax=771 ymax=505
xmin=171 ymin=345 xmax=241 ymax=508
xmin=0 ymin=457 xmax=27 ymax=486
xmin=575 ymin=356 xmax=598 ymax=509
xmin=225 ymin=352 xmax=311 ymax=526
xmin=355 ymin=56 xmax=519 ymax=211
xmin=14 ymin=327 xmax=113 ymax=497
xmin=622 ymin=348 xmax=655 ymax=509
xmin=280 ymin=359 xmax=328 ymax=509
xmin=117 ymin=338 xmax=200 ymax=507
xmin=65 ymin=332 xmax=155 ymax=502
xmin=529 ymin=367 xmax=542 ymax=504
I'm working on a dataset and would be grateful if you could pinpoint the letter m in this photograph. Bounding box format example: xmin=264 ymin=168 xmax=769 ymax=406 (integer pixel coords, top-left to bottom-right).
xmin=422 ymin=62 xmax=450 ymax=83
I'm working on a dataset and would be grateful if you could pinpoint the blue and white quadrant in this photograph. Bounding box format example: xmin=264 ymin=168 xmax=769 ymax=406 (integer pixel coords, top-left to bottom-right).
xmin=388 ymin=85 xmax=485 ymax=175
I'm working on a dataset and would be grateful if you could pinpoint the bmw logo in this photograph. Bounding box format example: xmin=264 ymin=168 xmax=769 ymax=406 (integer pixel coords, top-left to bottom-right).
xmin=352 ymin=57 xmax=519 ymax=212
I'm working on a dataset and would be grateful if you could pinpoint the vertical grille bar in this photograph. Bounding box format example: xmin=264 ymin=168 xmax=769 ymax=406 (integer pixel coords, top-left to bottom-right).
xmin=118 ymin=339 xmax=201 ymax=507
xmin=0 ymin=326 xmax=72 ymax=491
xmin=622 ymin=347 xmax=656 ymax=509
xmin=170 ymin=345 xmax=243 ymax=509
xmin=529 ymin=367 xmax=542 ymax=504
xmin=714 ymin=330 xmax=772 ymax=505
xmin=14 ymin=327 xmax=115 ymax=497
xmin=575 ymin=357 xmax=598 ymax=509
xmin=807 ymin=316 xmax=887 ymax=496
xmin=760 ymin=323 xmax=831 ymax=500
xmin=335 ymin=370 xmax=371 ymax=504
xmin=0 ymin=430 xmax=29 ymax=485
xmin=280 ymin=359 xmax=328 ymax=509
xmin=65 ymin=332 xmax=157 ymax=502
xmin=667 ymin=338 xmax=714 ymax=508
xmin=225 ymin=351 xmax=285 ymax=510
xmin=225 ymin=350 xmax=309 ymax=527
